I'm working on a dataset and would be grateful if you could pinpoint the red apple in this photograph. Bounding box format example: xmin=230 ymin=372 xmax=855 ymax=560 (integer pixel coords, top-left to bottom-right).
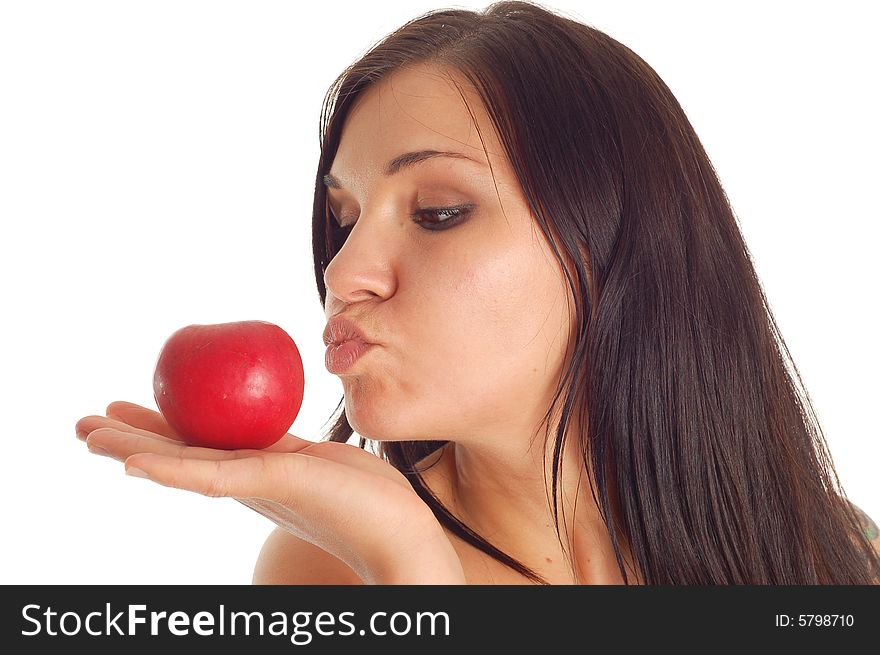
xmin=152 ymin=320 xmax=304 ymax=450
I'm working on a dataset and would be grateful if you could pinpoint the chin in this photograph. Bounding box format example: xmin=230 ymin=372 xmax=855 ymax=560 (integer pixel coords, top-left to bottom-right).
xmin=345 ymin=415 xmax=425 ymax=445
xmin=344 ymin=394 xmax=451 ymax=444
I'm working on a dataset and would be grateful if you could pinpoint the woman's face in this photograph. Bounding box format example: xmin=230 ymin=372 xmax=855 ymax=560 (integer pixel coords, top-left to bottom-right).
xmin=323 ymin=63 xmax=575 ymax=447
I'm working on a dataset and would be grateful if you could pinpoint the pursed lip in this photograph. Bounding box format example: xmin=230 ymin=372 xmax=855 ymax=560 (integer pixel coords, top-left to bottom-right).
xmin=323 ymin=315 xmax=375 ymax=348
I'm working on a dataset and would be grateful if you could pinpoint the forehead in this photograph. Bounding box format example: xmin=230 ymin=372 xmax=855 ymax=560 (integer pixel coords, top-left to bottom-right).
xmin=329 ymin=64 xmax=505 ymax=184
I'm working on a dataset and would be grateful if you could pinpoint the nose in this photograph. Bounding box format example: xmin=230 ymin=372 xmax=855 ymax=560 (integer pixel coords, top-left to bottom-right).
xmin=323 ymin=218 xmax=397 ymax=310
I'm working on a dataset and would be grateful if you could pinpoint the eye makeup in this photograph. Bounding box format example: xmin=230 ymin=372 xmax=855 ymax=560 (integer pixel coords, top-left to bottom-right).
xmin=328 ymin=203 xmax=475 ymax=251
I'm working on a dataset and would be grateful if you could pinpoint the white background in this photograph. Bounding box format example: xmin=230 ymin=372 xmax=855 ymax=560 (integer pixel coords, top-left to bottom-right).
xmin=1 ymin=0 xmax=876 ymax=584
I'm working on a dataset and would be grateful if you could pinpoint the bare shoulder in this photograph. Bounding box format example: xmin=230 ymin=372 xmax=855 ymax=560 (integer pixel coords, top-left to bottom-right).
xmin=846 ymin=501 xmax=880 ymax=556
xmin=252 ymin=527 xmax=364 ymax=585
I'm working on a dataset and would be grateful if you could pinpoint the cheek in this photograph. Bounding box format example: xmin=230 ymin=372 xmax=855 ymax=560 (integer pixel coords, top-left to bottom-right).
xmin=343 ymin=237 xmax=574 ymax=442
xmin=420 ymin=238 xmax=571 ymax=398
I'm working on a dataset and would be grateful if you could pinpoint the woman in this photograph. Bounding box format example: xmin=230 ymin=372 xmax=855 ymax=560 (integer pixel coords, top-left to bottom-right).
xmin=76 ymin=1 xmax=880 ymax=584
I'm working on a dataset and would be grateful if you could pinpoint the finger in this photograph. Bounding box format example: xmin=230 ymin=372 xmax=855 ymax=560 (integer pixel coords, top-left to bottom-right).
xmin=123 ymin=451 xmax=301 ymax=500
xmin=78 ymin=413 xmax=317 ymax=456
xmin=105 ymin=400 xmax=181 ymax=439
xmin=75 ymin=415 xmax=180 ymax=445
xmin=86 ymin=427 xmax=256 ymax=463
xmin=102 ymin=400 xmax=314 ymax=454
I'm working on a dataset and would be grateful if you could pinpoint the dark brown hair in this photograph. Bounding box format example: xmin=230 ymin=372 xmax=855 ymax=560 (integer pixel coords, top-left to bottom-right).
xmin=310 ymin=0 xmax=879 ymax=584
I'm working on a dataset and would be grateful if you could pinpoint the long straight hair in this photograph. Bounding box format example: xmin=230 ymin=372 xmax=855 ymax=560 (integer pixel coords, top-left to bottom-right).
xmin=309 ymin=0 xmax=879 ymax=584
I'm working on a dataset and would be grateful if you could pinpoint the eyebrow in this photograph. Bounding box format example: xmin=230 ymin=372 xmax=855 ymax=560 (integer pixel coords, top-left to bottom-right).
xmin=322 ymin=149 xmax=483 ymax=189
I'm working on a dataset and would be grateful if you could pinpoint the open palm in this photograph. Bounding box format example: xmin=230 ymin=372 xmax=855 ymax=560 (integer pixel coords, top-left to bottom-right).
xmin=75 ymin=400 xmax=457 ymax=583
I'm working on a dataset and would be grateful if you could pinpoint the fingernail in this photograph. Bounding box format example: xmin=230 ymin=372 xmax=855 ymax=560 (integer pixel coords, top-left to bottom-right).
xmin=126 ymin=467 xmax=150 ymax=479
xmin=87 ymin=443 xmax=111 ymax=457
xmin=76 ymin=430 xmax=88 ymax=441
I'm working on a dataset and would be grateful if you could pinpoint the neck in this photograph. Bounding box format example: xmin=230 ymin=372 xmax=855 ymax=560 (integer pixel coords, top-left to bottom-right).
xmin=421 ymin=432 xmax=642 ymax=585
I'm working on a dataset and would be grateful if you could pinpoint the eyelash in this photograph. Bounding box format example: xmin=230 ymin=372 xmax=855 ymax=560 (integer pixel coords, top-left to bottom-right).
xmin=413 ymin=205 xmax=473 ymax=229
xmin=330 ymin=204 xmax=473 ymax=247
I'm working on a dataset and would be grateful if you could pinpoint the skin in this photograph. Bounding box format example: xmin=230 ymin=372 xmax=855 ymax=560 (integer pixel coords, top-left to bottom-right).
xmin=322 ymin=61 xmax=641 ymax=584
xmin=853 ymin=504 xmax=880 ymax=541
xmin=73 ymin=60 xmax=877 ymax=584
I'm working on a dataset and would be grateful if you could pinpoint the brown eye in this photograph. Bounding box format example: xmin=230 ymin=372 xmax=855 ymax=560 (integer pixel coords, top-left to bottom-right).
xmin=329 ymin=204 xmax=474 ymax=251
xmin=411 ymin=205 xmax=474 ymax=230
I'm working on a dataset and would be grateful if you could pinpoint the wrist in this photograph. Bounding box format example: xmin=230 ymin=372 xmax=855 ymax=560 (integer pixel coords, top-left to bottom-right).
xmin=363 ymin=520 xmax=466 ymax=585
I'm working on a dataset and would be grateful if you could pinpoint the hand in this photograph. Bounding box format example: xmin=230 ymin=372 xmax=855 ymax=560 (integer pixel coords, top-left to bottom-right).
xmin=75 ymin=401 xmax=466 ymax=584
